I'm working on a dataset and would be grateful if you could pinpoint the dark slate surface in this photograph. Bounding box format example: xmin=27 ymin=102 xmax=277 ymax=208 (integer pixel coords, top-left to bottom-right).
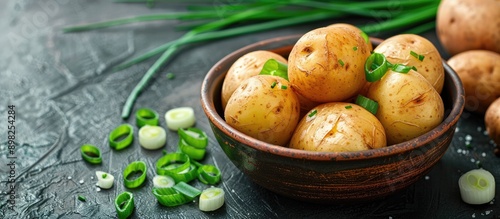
xmin=1 ymin=1 xmax=499 ymax=218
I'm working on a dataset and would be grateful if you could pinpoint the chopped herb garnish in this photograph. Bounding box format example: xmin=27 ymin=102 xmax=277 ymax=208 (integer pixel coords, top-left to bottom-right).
xmin=345 ymin=105 xmax=352 ymax=109
xmin=166 ymin=73 xmax=175 ymax=79
xmin=466 ymin=143 xmax=472 ymax=149
xmin=411 ymin=66 xmax=418 ymax=71
xmin=280 ymin=85 xmax=288 ymax=90
xmin=271 ymin=81 xmax=277 ymax=88
xmin=353 ymin=46 xmax=358 ymax=51
xmin=308 ymin=109 xmax=318 ymax=117
xmin=78 ymin=195 xmax=87 ymax=202
xmin=410 ymin=51 xmax=425 ymax=61
xmin=338 ymin=59 xmax=344 ymax=67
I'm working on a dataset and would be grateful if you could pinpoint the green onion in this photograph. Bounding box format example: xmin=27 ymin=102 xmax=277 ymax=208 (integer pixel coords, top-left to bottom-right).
xmin=410 ymin=50 xmax=425 ymax=61
xmin=364 ymin=53 xmax=389 ymax=82
xmin=338 ymin=59 xmax=345 ymax=67
xmin=80 ymin=144 xmax=102 ymax=164
xmin=199 ymin=187 xmax=225 ymax=212
xmin=135 ymin=108 xmax=159 ymax=128
xmin=308 ymin=109 xmax=318 ymax=118
xmin=458 ymin=169 xmax=495 ymax=205
xmin=164 ymin=107 xmax=196 ymax=131
xmin=345 ymin=105 xmax=352 ymax=109
xmin=353 ymin=46 xmax=358 ymax=51
xmin=166 ymin=72 xmax=175 ymax=79
xmin=173 ymin=181 xmax=202 ymax=199
xmin=156 ymin=152 xmax=191 ymax=176
xmin=280 ymin=85 xmax=287 ymax=90
xmin=179 ymin=138 xmax=206 ymax=160
xmin=271 ymin=81 xmax=277 ymax=88
xmin=356 ymin=95 xmax=379 ymax=115
xmin=391 ymin=64 xmax=414 ymax=73
xmin=78 ymin=195 xmax=86 ymax=202
xmin=115 ymin=192 xmax=134 ymax=219
xmin=197 ymin=165 xmax=221 ymax=185
xmin=259 ymin=59 xmax=288 ymax=81
xmin=152 ymin=187 xmax=192 ymax=207
xmin=138 ymin=125 xmax=167 ymax=150
xmin=178 ymin=127 xmax=208 ymax=149
xmin=109 ymin=124 xmax=134 ymax=150
xmin=123 ymin=161 xmax=147 ymax=189
xmin=96 ymin=171 xmax=114 ymax=189
xmin=172 ymin=163 xmax=199 ymax=183
xmin=153 ymin=175 xmax=175 ymax=188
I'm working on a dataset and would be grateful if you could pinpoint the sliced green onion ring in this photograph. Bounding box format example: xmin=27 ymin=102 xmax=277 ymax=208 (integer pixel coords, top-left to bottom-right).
xmin=170 ymin=163 xmax=199 ymax=183
xmin=364 ymin=52 xmax=389 ymax=82
xmin=152 ymin=187 xmax=192 ymax=207
xmin=156 ymin=153 xmax=191 ymax=176
xmin=178 ymin=127 xmax=208 ymax=149
xmin=109 ymin=124 xmax=134 ymax=150
xmin=197 ymin=165 xmax=221 ymax=185
xmin=355 ymin=95 xmax=379 ymax=115
xmin=259 ymin=58 xmax=289 ymax=81
xmin=139 ymin=125 xmax=167 ymax=150
xmin=459 ymin=168 xmax=495 ymax=205
xmin=179 ymin=139 xmax=206 ymax=160
xmin=173 ymin=181 xmax=202 ymax=199
xmin=123 ymin=161 xmax=147 ymax=189
xmin=96 ymin=171 xmax=114 ymax=189
xmin=153 ymin=175 xmax=175 ymax=188
xmin=165 ymin=107 xmax=196 ymax=131
xmin=391 ymin=63 xmax=414 ymax=74
xmin=199 ymin=187 xmax=225 ymax=212
xmin=115 ymin=191 xmax=134 ymax=219
xmin=80 ymin=144 xmax=102 ymax=164
xmin=136 ymin=108 xmax=159 ymax=128
xmin=360 ymin=31 xmax=370 ymax=44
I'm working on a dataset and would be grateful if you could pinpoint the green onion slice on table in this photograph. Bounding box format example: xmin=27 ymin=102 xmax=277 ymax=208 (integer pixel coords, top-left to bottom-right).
xmin=259 ymin=58 xmax=288 ymax=81
xmin=356 ymin=95 xmax=379 ymax=115
xmin=123 ymin=161 xmax=147 ymax=189
xmin=115 ymin=191 xmax=134 ymax=219
xmin=199 ymin=187 xmax=225 ymax=212
xmin=96 ymin=171 xmax=114 ymax=189
xmin=153 ymin=175 xmax=175 ymax=188
xmin=164 ymin=107 xmax=196 ymax=131
xmin=156 ymin=152 xmax=191 ymax=176
xmin=173 ymin=181 xmax=202 ymax=199
xmin=179 ymin=138 xmax=206 ymax=160
xmin=80 ymin=144 xmax=102 ymax=164
xmin=178 ymin=127 xmax=208 ymax=149
xmin=458 ymin=168 xmax=495 ymax=205
xmin=109 ymin=124 xmax=134 ymax=150
xmin=364 ymin=52 xmax=389 ymax=82
xmin=152 ymin=187 xmax=192 ymax=207
xmin=138 ymin=125 xmax=167 ymax=150
xmin=197 ymin=165 xmax=221 ymax=185
xmin=135 ymin=108 xmax=159 ymax=128
xmin=172 ymin=163 xmax=199 ymax=183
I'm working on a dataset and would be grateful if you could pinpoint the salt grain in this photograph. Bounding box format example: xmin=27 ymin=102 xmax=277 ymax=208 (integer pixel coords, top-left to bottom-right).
xmin=96 ymin=187 xmax=101 ymax=192
xmin=482 ymin=152 xmax=487 ymax=157
xmin=425 ymin=176 xmax=430 ymax=180
xmin=472 ymin=213 xmax=475 ymax=218
xmin=455 ymin=127 xmax=460 ymax=132
xmin=465 ymin=135 xmax=472 ymax=141
xmin=68 ymin=176 xmax=72 ymax=180
xmin=79 ymin=179 xmax=84 ymax=184
xmin=471 ymin=158 xmax=475 ymax=163
xmin=477 ymin=127 xmax=482 ymax=132
xmin=457 ymin=149 xmax=462 ymax=153
xmin=485 ymin=210 xmax=491 ymax=215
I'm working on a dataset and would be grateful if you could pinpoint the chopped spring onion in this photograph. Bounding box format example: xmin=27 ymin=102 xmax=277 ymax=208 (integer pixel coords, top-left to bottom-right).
xmin=353 ymin=46 xmax=358 ymax=51
xmin=391 ymin=64 xmax=414 ymax=73
xmin=179 ymin=138 xmax=206 ymax=160
xmin=345 ymin=105 xmax=352 ymax=109
xmin=356 ymin=95 xmax=379 ymax=115
xmin=115 ymin=192 xmax=134 ymax=219
xmin=197 ymin=165 xmax=221 ymax=185
xmin=308 ymin=109 xmax=318 ymax=118
xmin=410 ymin=50 xmax=425 ymax=61
xmin=164 ymin=107 xmax=196 ymax=131
xmin=96 ymin=171 xmax=114 ymax=189
xmin=199 ymin=187 xmax=225 ymax=212
xmin=172 ymin=163 xmax=199 ymax=183
xmin=123 ymin=161 xmax=147 ymax=189
xmin=156 ymin=153 xmax=190 ymax=176
xmin=178 ymin=127 xmax=208 ymax=149
xmin=259 ymin=59 xmax=288 ymax=81
xmin=270 ymin=81 xmax=277 ymax=88
xmin=153 ymin=175 xmax=175 ymax=188
xmin=360 ymin=31 xmax=370 ymax=44
xmin=152 ymin=187 xmax=192 ymax=207
xmin=364 ymin=53 xmax=389 ymax=82
xmin=173 ymin=181 xmax=202 ymax=199
xmin=338 ymin=59 xmax=344 ymax=67
xmin=280 ymin=85 xmax=287 ymax=90
xmin=109 ymin=124 xmax=134 ymax=150
xmin=135 ymin=108 xmax=159 ymax=128
xmin=458 ymin=169 xmax=495 ymax=205
xmin=138 ymin=125 xmax=167 ymax=150
xmin=78 ymin=195 xmax=86 ymax=202
xmin=166 ymin=72 xmax=175 ymax=79
xmin=80 ymin=144 xmax=102 ymax=164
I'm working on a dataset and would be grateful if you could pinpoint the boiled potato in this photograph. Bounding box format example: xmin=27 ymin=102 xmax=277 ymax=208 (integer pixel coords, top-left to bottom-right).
xmin=485 ymin=98 xmax=500 ymax=146
xmin=221 ymin=50 xmax=287 ymax=109
xmin=289 ymin=102 xmax=386 ymax=152
xmin=224 ymin=75 xmax=300 ymax=145
xmin=436 ymin=0 xmax=500 ymax=55
xmin=374 ymin=34 xmax=444 ymax=93
xmin=288 ymin=26 xmax=370 ymax=103
xmin=327 ymin=23 xmax=373 ymax=52
xmin=367 ymin=70 xmax=444 ymax=145
xmin=447 ymin=50 xmax=500 ymax=113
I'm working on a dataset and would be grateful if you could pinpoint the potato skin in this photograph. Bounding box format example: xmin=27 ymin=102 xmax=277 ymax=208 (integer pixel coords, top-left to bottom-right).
xmin=224 ymin=75 xmax=300 ymax=145
xmin=485 ymin=98 xmax=500 ymax=146
xmin=436 ymin=0 xmax=500 ymax=55
xmin=374 ymin=34 xmax=445 ymax=93
xmin=447 ymin=50 xmax=500 ymax=113
xmin=288 ymin=26 xmax=370 ymax=103
xmin=289 ymin=102 xmax=386 ymax=152
xmin=367 ymin=70 xmax=444 ymax=145
xmin=327 ymin=23 xmax=373 ymax=52
xmin=221 ymin=50 xmax=288 ymax=109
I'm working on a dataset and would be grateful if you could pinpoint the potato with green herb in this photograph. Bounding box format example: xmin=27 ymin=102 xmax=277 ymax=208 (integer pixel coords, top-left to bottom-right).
xmin=224 ymin=75 xmax=300 ymax=145
xmin=289 ymin=102 xmax=386 ymax=152
xmin=221 ymin=50 xmax=288 ymax=109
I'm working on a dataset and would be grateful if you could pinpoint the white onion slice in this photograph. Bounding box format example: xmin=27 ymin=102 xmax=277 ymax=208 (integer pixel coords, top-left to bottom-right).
xmin=138 ymin=125 xmax=167 ymax=150
xmin=199 ymin=187 xmax=225 ymax=212
xmin=95 ymin=171 xmax=114 ymax=189
xmin=153 ymin=175 xmax=175 ymax=188
xmin=459 ymin=168 xmax=495 ymax=205
xmin=164 ymin=107 xmax=196 ymax=131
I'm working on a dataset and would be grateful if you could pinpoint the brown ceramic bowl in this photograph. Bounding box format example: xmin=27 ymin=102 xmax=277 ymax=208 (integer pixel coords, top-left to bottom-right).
xmin=200 ymin=34 xmax=465 ymax=203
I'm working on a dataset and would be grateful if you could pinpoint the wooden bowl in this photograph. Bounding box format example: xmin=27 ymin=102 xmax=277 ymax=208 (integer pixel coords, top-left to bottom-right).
xmin=200 ymin=34 xmax=465 ymax=203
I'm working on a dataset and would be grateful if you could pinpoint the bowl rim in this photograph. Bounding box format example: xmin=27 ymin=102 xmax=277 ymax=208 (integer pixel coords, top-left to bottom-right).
xmin=201 ymin=34 xmax=465 ymax=161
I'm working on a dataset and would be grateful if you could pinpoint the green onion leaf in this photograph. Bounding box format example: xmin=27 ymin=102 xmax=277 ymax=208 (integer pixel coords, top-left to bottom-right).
xmin=308 ymin=109 xmax=317 ymax=118
xmin=152 ymin=187 xmax=191 ymax=207
xmin=197 ymin=165 xmax=221 ymax=185
xmin=271 ymin=81 xmax=277 ymax=88
xmin=156 ymin=153 xmax=191 ymax=176
xmin=361 ymin=31 xmax=370 ymax=44
xmin=173 ymin=181 xmax=202 ymax=199
xmin=78 ymin=195 xmax=86 ymax=202
xmin=345 ymin=105 xmax=352 ymax=109
xmin=123 ymin=161 xmax=147 ymax=189
xmin=178 ymin=127 xmax=208 ymax=149
xmin=355 ymin=95 xmax=379 ymax=115
xmin=391 ymin=64 xmax=413 ymax=73
xmin=199 ymin=187 xmax=225 ymax=212
xmin=179 ymin=138 xmax=206 ymax=160
xmin=166 ymin=72 xmax=175 ymax=79
xmin=115 ymin=192 xmax=134 ymax=219
xmin=102 ymin=173 xmax=107 ymax=179
xmin=259 ymin=58 xmax=288 ymax=81
xmin=80 ymin=144 xmax=102 ymax=164
xmin=109 ymin=124 xmax=134 ymax=150
xmin=353 ymin=46 xmax=358 ymax=51
xmin=280 ymin=85 xmax=287 ymax=90
xmin=364 ymin=53 xmax=389 ymax=82
xmin=338 ymin=59 xmax=344 ymax=67
xmin=410 ymin=50 xmax=425 ymax=61
xmin=135 ymin=108 xmax=159 ymax=128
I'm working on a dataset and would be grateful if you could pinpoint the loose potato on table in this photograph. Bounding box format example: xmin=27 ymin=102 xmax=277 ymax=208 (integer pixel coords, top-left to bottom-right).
xmin=367 ymin=70 xmax=445 ymax=145
xmin=224 ymin=75 xmax=300 ymax=146
xmin=288 ymin=26 xmax=370 ymax=103
xmin=485 ymin=98 xmax=500 ymax=146
xmin=447 ymin=50 xmax=500 ymax=114
xmin=221 ymin=50 xmax=288 ymax=109
xmin=374 ymin=34 xmax=444 ymax=93
xmin=289 ymin=102 xmax=386 ymax=152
